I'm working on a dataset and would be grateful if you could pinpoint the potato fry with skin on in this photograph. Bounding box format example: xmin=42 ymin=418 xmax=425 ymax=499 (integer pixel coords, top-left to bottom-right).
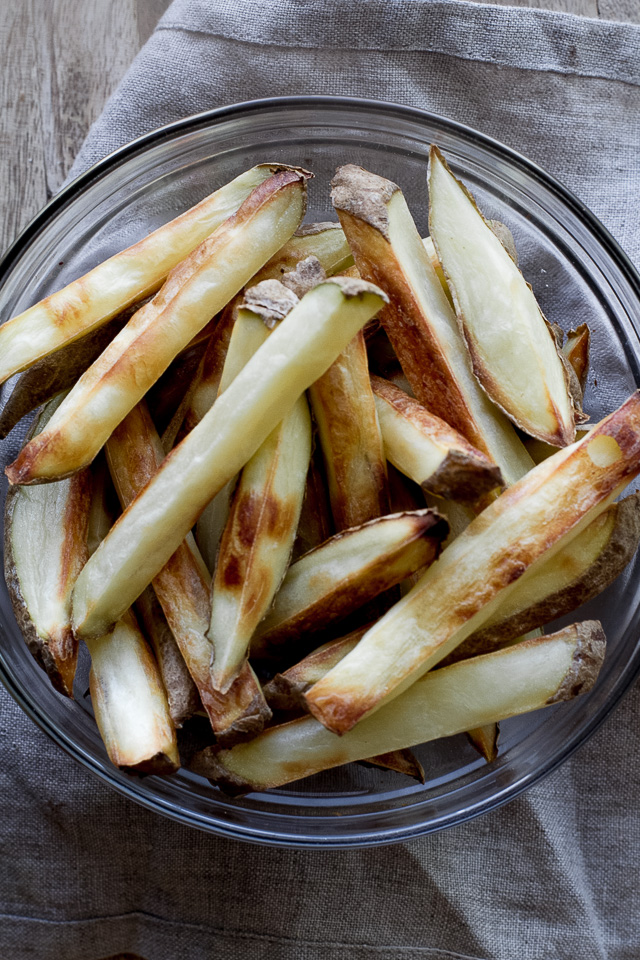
xmin=87 ymin=610 xmax=180 ymax=775
xmin=209 ymin=393 xmax=312 ymax=692
xmin=250 ymin=222 xmax=353 ymax=287
xmin=331 ymin=164 xmax=534 ymax=487
xmin=251 ymin=510 xmax=449 ymax=657
xmin=309 ymin=331 xmax=390 ymax=531
xmin=8 ymin=168 xmax=311 ymax=485
xmin=428 ymin=147 xmax=575 ymax=447
xmin=71 ymin=277 xmax=388 ymax=641
xmin=3 ymin=396 xmax=91 ymax=697
xmin=196 ymin=624 xmax=605 ymax=793
xmin=0 ymin=165 xmax=283 ymax=385
xmin=371 ymin=375 xmax=503 ymax=503
xmin=306 ymin=393 xmax=640 ymax=735
xmin=105 ymin=400 xmax=271 ymax=745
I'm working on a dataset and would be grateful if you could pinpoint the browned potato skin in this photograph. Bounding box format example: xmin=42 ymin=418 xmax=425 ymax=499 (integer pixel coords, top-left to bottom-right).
xmin=361 ymin=749 xmax=426 ymax=783
xmin=564 ymin=324 xmax=591 ymax=392
xmin=309 ymin=331 xmax=389 ymax=531
xmin=106 ymin=402 xmax=271 ymax=745
xmin=441 ymin=493 xmax=640 ymax=666
xmin=291 ymin=447 xmax=334 ymax=561
xmin=466 ymin=724 xmax=499 ymax=763
xmin=4 ymin=468 xmax=91 ymax=697
xmin=332 ymin=168 xmax=489 ymax=456
xmin=371 ymin=374 xmax=503 ymax=502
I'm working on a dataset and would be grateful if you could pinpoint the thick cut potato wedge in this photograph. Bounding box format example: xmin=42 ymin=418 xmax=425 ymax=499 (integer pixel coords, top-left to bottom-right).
xmin=134 ymin=586 xmax=200 ymax=728
xmin=105 ymin=401 xmax=271 ymax=744
xmin=87 ymin=610 xmax=180 ymax=775
xmin=209 ymin=394 xmax=312 ymax=692
xmin=72 ymin=277 xmax=387 ymax=640
xmin=443 ymin=493 xmax=640 ymax=665
xmin=0 ymin=165 xmax=286 ymax=385
xmin=4 ymin=397 xmax=91 ymax=696
xmin=309 ymin=331 xmax=390 ymax=530
xmin=305 ymin=393 xmax=640 ymax=734
xmin=251 ymin=510 xmax=448 ymax=656
xmin=250 ymin=222 xmax=353 ymax=286
xmin=428 ymin=147 xmax=575 ymax=446
xmin=8 ymin=168 xmax=310 ymax=484
xmin=371 ymin=375 xmax=503 ymax=502
xmin=196 ymin=623 xmax=605 ymax=792
xmin=332 ymin=164 xmax=534 ymax=487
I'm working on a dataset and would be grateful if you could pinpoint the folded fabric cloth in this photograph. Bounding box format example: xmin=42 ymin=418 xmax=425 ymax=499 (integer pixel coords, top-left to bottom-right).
xmin=2 ymin=2 xmax=640 ymax=958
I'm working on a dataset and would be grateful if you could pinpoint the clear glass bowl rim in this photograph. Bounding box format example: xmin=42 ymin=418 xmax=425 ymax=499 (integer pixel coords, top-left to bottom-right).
xmin=1 ymin=94 xmax=640 ymax=849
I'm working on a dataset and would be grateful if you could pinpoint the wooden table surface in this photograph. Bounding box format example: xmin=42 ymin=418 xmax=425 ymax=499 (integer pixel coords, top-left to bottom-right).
xmin=0 ymin=2 xmax=638 ymax=959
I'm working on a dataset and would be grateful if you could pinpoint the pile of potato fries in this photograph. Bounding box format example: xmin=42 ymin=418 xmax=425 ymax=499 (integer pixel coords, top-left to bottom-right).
xmin=4 ymin=149 xmax=639 ymax=794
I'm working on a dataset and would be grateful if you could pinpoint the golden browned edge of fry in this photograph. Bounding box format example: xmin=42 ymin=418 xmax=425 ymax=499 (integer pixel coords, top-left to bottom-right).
xmin=310 ymin=331 xmax=389 ymax=531
xmin=441 ymin=493 xmax=640 ymax=666
xmin=359 ymin=748 xmax=426 ymax=783
xmin=135 ymin=586 xmax=201 ymax=728
xmin=7 ymin=167 xmax=311 ymax=486
xmin=253 ymin=509 xmax=449 ymax=654
xmin=429 ymin=146 xmax=576 ymax=448
xmin=106 ymin=402 xmax=271 ymax=744
xmin=332 ymin=166 xmax=488 ymax=455
xmin=292 ymin=444 xmax=334 ymax=561
xmin=564 ymin=324 xmax=591 ymax=392
xmin=466 ymin=724 xmax=499 ymax=763
xmin=4 ymin=467 xmax=91 ymax=698
xmin=263 ymin=628 xmax=368 ymax=711
xmin=371 ymin=374 xmax=504 ymax=502
xmin=0 ymin=301 xmax=147 ymax=440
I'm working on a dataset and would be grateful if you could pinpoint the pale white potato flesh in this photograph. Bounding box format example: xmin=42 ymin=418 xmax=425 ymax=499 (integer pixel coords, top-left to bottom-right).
xmin=87 ymin=611 xmax=179 ymax=774
xmin=250 ymin=222 xmax=353 ymax=286
xmin=371 ymin=375 xmax=503 ymax=502
xmin=71 ymin=277 xmax=388 ymax=639
xmin=251 ymin=509 xmax=448 ymax=656
xmin=199 ymin=624 xmax=605 ymax=791
xmin=209 ymin=394 xmax=312 ymax=692
xmin=428 ymin=147 xmax=575 ymax=446
xmin=0 ymin=165 xmax=282 ymax=385
xmin=332 ymin=165 xmax=534 ymax=487
xmin=8 ymin=170 xmax=310 ymax=484
xmin=305 ymin=393 xmax=640 ymax=734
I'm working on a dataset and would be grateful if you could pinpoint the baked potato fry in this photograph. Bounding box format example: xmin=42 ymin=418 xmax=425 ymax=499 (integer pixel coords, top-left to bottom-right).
xmin=331 ymin=164 xmax=534 ymax=486
xmin=371 ymin=375 xmax=503 ymax=502
xmin=8 ymin=168 xmax=310 ymax=484
xmin=105 ymin=401 xmax=271 ymax=744
xmin=251 ymin=510 xmax=448 ymax=657
xmin=428 ymin=147 xmax=575 ymax=446
xmin=4 ymin=397 xmax=91 ymax=697
xmin=209 ymin=394 xmax=312 ymax=692
xmin=87 ymin=610 xmax=180 ymax=775
xmin=305 ymin=393 xmax=640 ymax=734
xmin=71 ymin=277 xmax=387 ymax=639
xmin=309 ymin=331 xmax=390 ymax=531
xmin=196 ymin=623 xmax=605 ymax=792
xmin=0 ymin=166 xmax=286 ymax=385
xmin=250 ymin=222 xmax=353 ymax=286
xmin=563 ymin=324 xmax=591 ymax=392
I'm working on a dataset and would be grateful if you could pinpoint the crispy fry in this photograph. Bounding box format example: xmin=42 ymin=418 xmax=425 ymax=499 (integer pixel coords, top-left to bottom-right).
xmin=305 ymin=394 xmax=640 ymax=734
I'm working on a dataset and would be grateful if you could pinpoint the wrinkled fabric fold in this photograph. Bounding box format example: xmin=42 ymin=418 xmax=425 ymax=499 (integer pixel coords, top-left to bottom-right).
xmin=3 ymin=1 xmax=640 ymax=958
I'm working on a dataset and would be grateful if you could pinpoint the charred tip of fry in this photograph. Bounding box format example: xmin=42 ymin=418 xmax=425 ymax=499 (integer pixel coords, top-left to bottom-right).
xmin=545 ymin=621 xmax=606 ymax=704
xmin=241 ymin=279 xmax=299 ymax=328
xmin=294 ymin=221 xmax=341 ymax=237
xmin=263 ymin=673 xmax=309 ymax=712
xmin=213 ymin=696 xmax=273 ymax=749
xmin=281 ymin=256 xmax=327 ymax=298
xmin=331 ymin=165 xmax=399 ymax=239
xmin=325 ymin=275 xmax=389 ymax=304
xmin=189 ymin=746 xmax=253 ymax=795
xmin=120 ymin=752 xmax=180 ymax=777
xmin=422 ymin=451 xmax=504 ymax=503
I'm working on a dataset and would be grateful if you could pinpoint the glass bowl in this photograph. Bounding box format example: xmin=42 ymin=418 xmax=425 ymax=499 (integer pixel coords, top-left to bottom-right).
xmin=1 ymin=96 xmax=640 ymax=849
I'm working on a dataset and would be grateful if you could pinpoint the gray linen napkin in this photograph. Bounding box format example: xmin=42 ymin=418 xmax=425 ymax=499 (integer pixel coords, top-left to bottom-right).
xmin=2 ymin=2 xmax=640 ymax=958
